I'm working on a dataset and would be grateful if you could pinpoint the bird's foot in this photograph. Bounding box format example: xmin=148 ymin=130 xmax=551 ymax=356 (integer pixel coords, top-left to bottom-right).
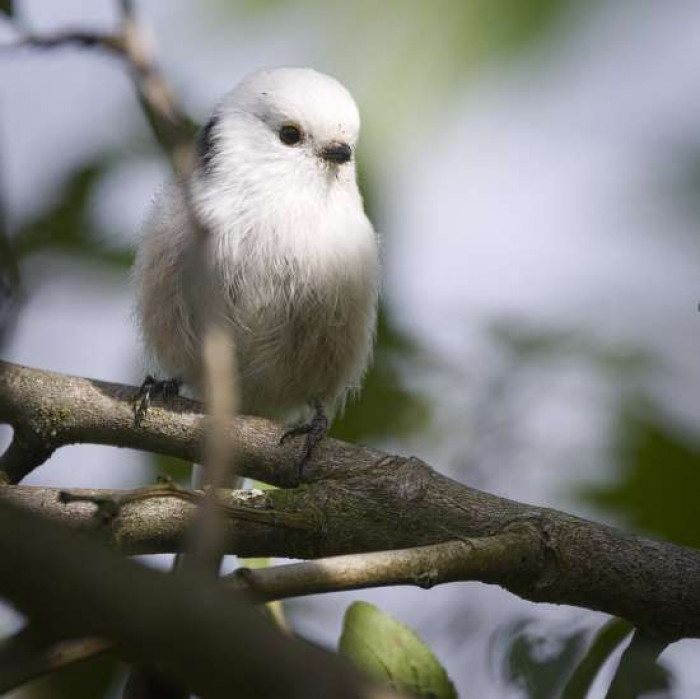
xmin=279 ymin=402 xmax=329 ymax=481
xmin=134 ymin=374 xmax=181 ymax=427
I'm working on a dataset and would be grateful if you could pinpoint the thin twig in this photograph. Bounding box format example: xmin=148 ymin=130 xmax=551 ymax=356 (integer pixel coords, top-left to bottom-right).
xmin=57 ymin=483 xmax=309 ymax=530
xmin=226 ymin=535 xmax=534 ymax=600
xmin=1 ymin=30 xmax=126 ymax=53
xmin=110 ymin=0 xmax=242 ymax=577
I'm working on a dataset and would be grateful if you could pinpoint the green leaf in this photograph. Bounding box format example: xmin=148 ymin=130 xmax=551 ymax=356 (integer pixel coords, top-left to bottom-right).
xmin=150 ymin=453 xmax=193 ymax=486
xmin=339 ymin=601 xmax=458 ymax=699
xmin=0 ymin=0 xmax=13 ymax=17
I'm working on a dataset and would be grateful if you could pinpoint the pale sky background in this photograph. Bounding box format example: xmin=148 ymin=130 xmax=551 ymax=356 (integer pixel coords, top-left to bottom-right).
xmin=2 ymin=1 xmax=700 ymax=696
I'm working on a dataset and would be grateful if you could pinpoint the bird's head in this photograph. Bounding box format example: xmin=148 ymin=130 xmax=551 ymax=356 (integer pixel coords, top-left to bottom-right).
xmin=195 ymin=68 xmax=361 ymax=193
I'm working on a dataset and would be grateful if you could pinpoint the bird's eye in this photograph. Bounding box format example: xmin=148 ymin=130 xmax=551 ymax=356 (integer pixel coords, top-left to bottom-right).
xmin=279 ymin=124 xmax=303 ymax=146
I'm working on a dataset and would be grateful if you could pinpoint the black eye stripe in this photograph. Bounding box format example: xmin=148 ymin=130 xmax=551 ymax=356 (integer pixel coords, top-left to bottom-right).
xmin=279 ymin=124 xmax=303 ymax=146
xmin=197 ymin=114 xmax=219 ymax=174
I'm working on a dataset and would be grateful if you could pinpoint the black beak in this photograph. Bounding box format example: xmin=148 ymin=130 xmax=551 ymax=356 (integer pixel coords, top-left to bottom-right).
xmin=320 ymin=141 xmax=352 ymax=164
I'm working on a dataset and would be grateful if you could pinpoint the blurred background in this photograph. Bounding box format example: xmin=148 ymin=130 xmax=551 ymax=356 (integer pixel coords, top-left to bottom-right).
xmin=2 ymin=0 xmax=700 ymax=696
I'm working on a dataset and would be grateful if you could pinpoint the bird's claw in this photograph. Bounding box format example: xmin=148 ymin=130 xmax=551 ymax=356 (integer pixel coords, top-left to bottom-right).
xmin=279 ymin=403 xmax=329 ymax=481
xmin=134 ymin=375 xmax=181 ymax=427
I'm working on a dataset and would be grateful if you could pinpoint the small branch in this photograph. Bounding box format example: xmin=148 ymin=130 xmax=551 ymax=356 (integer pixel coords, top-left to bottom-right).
xmin=1 ymin=30 xmax=126 ymax=53
xmin=117 ymin=4 xmax=194 ymax=168
xmin=227 ymin=533 xmax=537 ymax=601
xmin=0 ymin=428 xmax=54 ymax=485
xmin=178 ymin=322 xmax=240 ymax=576
xmin=55 ymin=482 xmax=309 ymax=531
xmin=1 ymin=15 xmax=192 ymax=167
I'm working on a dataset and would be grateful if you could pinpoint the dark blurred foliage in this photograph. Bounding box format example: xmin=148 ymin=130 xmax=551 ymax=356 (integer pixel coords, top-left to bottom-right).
xmin=0 ymin=154 xmax=136 ymax=355
xmin=604 ymin=632 xmax=672 ymax=699
xmin=561 ymin=619 xmax=633 ymax=699
xmin=582 ymin=404 xmax=700 ymax=549
xmin=495 ymin=620 xmax=589 ymax=699
xmin=331 ymin=308 xmax=431 ymax=443
xmin=11 ymin=159 xmax=135 ymax=274
xmin=496 ymin=618 xmax=671 ymax=699
xmin=485 ymin=325 xmax=688 ymax=697
xmin=489 ymin=321 xmax=651 ymax=376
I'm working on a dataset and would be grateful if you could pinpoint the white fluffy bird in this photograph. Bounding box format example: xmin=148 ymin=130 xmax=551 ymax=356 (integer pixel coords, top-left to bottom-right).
xmin=133 ymin=68 xmax=380 ymax=460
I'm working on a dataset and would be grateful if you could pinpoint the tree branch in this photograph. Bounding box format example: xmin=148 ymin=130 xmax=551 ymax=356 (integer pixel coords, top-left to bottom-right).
xmin=0 ymin=626 xmax=110 ymax=692
xmin=0 ymin=499 xmax=400 ymax=698
xmin=1 ymin=13 xmax=193 ymax=167
xmin=1 ymin=361 xmax=700 ymax=641
xmin=226 ymin=533 xmax=538 ymax=600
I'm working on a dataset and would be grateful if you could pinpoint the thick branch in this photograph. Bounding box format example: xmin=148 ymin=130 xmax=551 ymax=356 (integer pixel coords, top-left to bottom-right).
xmin=0 ymin=499 xmax=396 ymax=699
xmin=0 ymin=535 xmax=529 ymax=689
xmin=2 ymin=361 xmax=700 ymax=641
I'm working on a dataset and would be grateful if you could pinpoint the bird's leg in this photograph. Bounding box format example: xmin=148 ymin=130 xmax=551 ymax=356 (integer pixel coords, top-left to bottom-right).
xmin=279 ymin=400 xmax=329 ymax=480
xmin=134 ymin=374 xmax=182 ymax=427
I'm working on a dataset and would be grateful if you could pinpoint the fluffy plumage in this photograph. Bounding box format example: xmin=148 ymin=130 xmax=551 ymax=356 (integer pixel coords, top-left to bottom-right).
xmin=133 ymin=68 xmax=380 ymax=422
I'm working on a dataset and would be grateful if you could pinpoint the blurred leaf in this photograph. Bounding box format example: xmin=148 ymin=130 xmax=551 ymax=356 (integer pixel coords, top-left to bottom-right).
xmin=491 ymin=321 xmax=650 ymax=378
xmin=214 ymin=0 xmax=587 ymax=160
xmin=500 ymin=620 xmax=588 ymax=699
xmin=331 ymin=307 xmax=430 ymax=443
xmin=239 ymin=556 xmax=271 ymax=569
xmin=0 ymin=1 xmax=13 ymax=17
xmin=150 ymin=453 xmax=192 ymax=486
xmin=561 ymin=619 xmax=632 ymax=699
xmin=605 ymin=631 xmax=672 ymax=699
xmin=339 ymin=601 xmax=458 ymax=699
xmin=221 ymin=0 xmax=572 ymax=56
xmin=582 ymin=406 xmax=700 ymax=548
xmin=466 ymin=0 xmax=574 ymax=56
xmin=13 ymin=159 xmax=135 ymax=271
